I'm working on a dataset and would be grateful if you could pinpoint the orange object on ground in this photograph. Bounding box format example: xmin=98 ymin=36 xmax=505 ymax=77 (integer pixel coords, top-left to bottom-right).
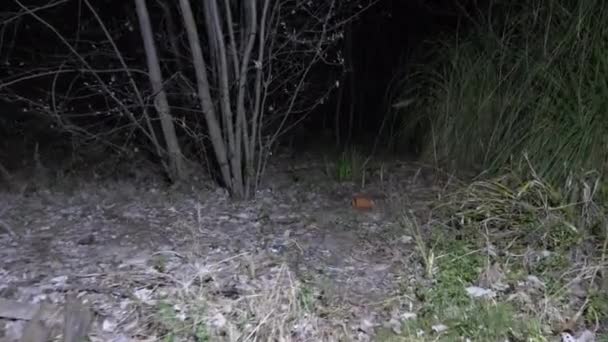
xmin=352 ymin=194 xmax=374 ymax=210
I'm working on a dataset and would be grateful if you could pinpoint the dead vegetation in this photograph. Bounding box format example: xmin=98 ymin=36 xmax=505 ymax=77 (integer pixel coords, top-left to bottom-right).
xmin=0 ymin=153 xmax=605 ymax=341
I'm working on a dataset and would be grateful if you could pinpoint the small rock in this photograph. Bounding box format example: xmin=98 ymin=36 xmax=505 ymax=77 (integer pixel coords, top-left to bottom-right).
xmin=209 ymin=312 xmax=227 ymax=328
xmin=50 ymin=275 xmax=68 ymax=285
xmin=432 ymin=324 xmax=448 ymax=333
xmin=401 ymin=312 xmax=417 ymax=321
xmin=399 ymin=235 xmax=413 ymax=244
xmin=133 ymin=288 xmax=154 ymax=304
xmin=102 ymin=318 xmax=117 ymax=332
xmin=540 ymin=250 xmax=552 ymax=258
xmin=465 ymin=286 xmax=496 ymax=299
xmin=387 ymin=317 xmax=402 ymax=334
xmin=359 ymin=316 xmax=376 ymax=335
xmin=525 ymin=275 xmax=545 ymax=289
xmin=576 ymin=330 xmax=596 ymax=342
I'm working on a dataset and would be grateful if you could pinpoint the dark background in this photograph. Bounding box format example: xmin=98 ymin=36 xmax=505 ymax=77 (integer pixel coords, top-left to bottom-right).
xmin=0 ymin=0 xmax=482 ymax=177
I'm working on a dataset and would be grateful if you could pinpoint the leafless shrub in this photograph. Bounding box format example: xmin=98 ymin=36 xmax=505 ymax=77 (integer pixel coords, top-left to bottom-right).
xmin=0 ymin=0 xmax=376 ymax=197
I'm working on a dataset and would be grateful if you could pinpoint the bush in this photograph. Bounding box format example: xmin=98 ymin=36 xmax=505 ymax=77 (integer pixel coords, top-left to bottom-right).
xmin=399 ymin=0 xmax=608 ymax=185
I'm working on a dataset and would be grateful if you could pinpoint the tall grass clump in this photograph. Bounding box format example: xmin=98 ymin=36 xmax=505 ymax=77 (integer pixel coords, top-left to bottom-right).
xmin=400 ymin=0 xmax=608 ymax=185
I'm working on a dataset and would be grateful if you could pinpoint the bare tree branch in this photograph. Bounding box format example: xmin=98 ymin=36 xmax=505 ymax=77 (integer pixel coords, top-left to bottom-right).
xmin=134 ymin=0 xmax=184 ymax=180
xmin=178 ymin=0 xmax=232 ymax=190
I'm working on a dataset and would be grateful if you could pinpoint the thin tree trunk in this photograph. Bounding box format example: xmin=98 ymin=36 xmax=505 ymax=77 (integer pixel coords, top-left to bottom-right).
xmin=134 ymin=0 xmax=185 ymax=181
xmin=252 ymin=0 xmax=272 ymax=189
xmin=178 ymin=0 xmax=233 ymax=191
xmin=222 ymin=0 xmax=240 ymax=77
xmin=334 ymin=80 xmax=343 ymax=147
xmin=345 ymin=22 xmax=355 ymax=146
xmin=156 ymin=0 xmax=184 ymax=74
xmin=203 ymin=0 xmax=244 ymax=197
xmin=235 ymin=0 xmax=257 ymax=197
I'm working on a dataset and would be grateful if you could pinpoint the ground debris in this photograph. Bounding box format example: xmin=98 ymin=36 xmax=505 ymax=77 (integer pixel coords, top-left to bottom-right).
xmin=0 ymin=296 xmax=92 ymax=342
xmin=0 ymin=160 xmax=440 ymax=340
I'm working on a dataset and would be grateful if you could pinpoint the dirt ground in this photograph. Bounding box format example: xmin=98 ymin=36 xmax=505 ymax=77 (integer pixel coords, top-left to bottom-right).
xmin=0 ymin=151 xmax=448 ymax=341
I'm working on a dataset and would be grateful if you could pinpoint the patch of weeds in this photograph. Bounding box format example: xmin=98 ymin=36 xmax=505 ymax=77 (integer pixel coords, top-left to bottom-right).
xmin=331 ymin=147 xmax=367 ymax=183
xmin=400 ymin=301 xmax=543 ymax=341
xmin=402 ymin=236 xmax=546 ymax=340
xmin=401 ymin=212 xmax=435 ymax=278
xmin=152 ymin=299 xmax=209 ymax=342
xmin=416 ymin=238 xmax=482 ymax=309
xmin=585 ymin=291 xmax=608 ymax=324
xmin=412 ymin=239 xmax=474 ymax=333
xmin=436 ymin=168 xmax=605 ymax=258
xmin=529 ymin=253 xmax=570 ymax=293
xmin=297 ymin=283 xmax=316 ymax=313
xmin=544 ymin=220 xmax=583 ymax=251
xmin=150 ymin=254 xmax=168 ymax=273
xmin=398 ymin=167 xmax=608 ymax=340
xmin=436 ymin=239 xmax=482 ymax=283
xmin=336 ymin=152 xmax=353 ymax=182
xmin=446 ymin=302 xmax=542 ymax=341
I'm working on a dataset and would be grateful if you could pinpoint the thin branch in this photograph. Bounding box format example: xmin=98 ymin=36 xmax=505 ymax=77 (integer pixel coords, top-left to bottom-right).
xmin=3 ymin=0 xmax=68 ymax=26
xmin=83 ymin=0 xmax=164 ymax=164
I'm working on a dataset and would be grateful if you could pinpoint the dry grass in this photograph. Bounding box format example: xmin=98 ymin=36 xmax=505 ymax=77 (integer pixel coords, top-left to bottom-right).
xmin=137 ymin=251 xmax=350 ymax=342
